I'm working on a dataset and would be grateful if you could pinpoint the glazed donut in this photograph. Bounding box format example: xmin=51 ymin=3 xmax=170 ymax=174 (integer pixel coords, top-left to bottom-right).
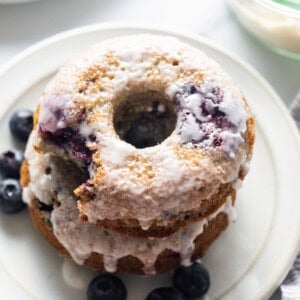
xmin=21 ymin=150 xmax=234 ymax=274
xmin=23 ymin=35 xmax=254 ymax=243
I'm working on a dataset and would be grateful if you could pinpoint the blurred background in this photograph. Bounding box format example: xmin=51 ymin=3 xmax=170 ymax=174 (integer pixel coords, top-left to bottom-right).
xmin=0 ymin=1 xmax=300 ymax=299
xmin=0 ymin=0 xmax=299 ymax=106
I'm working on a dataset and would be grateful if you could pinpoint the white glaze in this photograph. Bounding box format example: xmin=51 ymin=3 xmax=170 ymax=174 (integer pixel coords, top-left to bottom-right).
xmin=39 ymin=95 xmax=69 ymax=133
xmin=180 ymin=112 xmax=206 ymax=143
xmin=242 ymin=161 xmax=251 ymax=177
xmin=220 ymin=91 xmax=247 ymax=132
xmin=233 ymin=178 xmax=243 ymax=190
xmin=23 ymin=150 xmax=236 ymax=275
xmin=24 ymin=132 xmax=57 ymax=205
xmin=174 ymin=80 xmax=247 ymax=156
xmin=101 ymin=137 xmax=134 ymax=165
xmin=62 ymin=259 xmax=95 ymax=290
xmin=219 ymin=131 xmax=243 ymax=158
xmin=34 ymin=34 xmax=253 ymax=228
xmin=55 ymin=191 xmax=235 ymax=274
xmin=165 ymin=83 xmax=180 ymax=99
xmin=79 ymin=123 xmax=94 ymax=138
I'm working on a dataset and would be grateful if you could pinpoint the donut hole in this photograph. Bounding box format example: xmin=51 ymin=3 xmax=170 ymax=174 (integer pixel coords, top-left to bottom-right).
xmin=113 ymin=92 xmax=177 ymax=148
xmin=45 ymin=166 xmax=51 ymax=175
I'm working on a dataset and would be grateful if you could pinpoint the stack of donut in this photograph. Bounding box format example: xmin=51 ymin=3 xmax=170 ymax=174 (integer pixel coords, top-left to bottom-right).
xmin=21 ymin=35 xmax=255 ymax=275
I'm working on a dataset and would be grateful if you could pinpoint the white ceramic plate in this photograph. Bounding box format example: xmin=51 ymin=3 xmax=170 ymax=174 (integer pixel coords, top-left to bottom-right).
xmin=0 ymin=24 xmax=299 ymax=300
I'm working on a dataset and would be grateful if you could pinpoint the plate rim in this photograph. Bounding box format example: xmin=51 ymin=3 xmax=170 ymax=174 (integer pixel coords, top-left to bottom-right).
xmin=0 ymin=22 xmax=300 ymax=299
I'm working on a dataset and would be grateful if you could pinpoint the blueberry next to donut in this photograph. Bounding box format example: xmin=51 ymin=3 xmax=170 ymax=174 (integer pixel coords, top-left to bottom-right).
xmin=146 ymin=287 xmax=185 ymax=300
xmin=9 ymin=109 xmax=33 ymax=142
xmin=0 ymin=179 xmax=26 ymax=214
xmin=0 ymin=149 xmax=24 ymax=179
xmin=87 ymin=274 xmax=127 ymax=300
xmin=172 ymin=262 xmax=210 ymax=298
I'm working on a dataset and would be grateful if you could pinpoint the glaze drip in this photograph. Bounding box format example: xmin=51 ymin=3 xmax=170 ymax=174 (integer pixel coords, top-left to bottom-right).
xmin=23 ymin=139 xmax=237 ymax=275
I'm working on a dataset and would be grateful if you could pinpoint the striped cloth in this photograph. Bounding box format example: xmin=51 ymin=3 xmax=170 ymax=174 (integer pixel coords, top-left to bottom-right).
xmin=276 ymin=94 xmax=300 ymax=300
xmin=280 ymin=253 xmax=300 ymax=300
xmin=291 ymin=92 xmax=300 ymax=130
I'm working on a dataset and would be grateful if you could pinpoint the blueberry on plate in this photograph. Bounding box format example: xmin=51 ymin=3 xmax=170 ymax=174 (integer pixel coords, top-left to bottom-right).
xmin=0 ymin=149 xmax=24 ymax=178
xmin=87 ymin=273 xmax=127 ymax=300
xmin=172 ymin=263 xmax=210 ymax=298
xmin=0 ymin=179 xmax=25 ymax=214
xmin=9 ymin=109 xmax=33 ymax=142
xmin=146 ymin=287 xmax=185 ymax=300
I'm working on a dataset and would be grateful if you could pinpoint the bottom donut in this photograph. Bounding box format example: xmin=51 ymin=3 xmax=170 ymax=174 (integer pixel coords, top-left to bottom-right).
xmin=22 ymin=152 xmax=236 ymax=275
xmin=28 ymin=195 xmax=232 ymax=275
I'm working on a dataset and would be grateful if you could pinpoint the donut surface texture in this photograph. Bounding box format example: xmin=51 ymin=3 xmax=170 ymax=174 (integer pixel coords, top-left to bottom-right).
xmin=31 ymin=34 xmax=254 ymax=238
xmin=22 ymin=34 xmax=254 ymax=274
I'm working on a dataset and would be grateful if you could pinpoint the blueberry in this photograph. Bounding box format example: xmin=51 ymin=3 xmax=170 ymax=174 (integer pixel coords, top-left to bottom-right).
xmin=172 ymin=263 xmax=210 ymax=298
xmin=40 ymin=127 xmax=93 ymax=162
xmin=9 ymin=109 xmax=33 ymax=142
xmin=87 ymin=274 xmax=127 ymax=300
xmin=0 ymin=149 xmax=24 ymax=178
xmin=0 ymin=179 xmax=25 ymax=214
xmin=146 ymin=287 xmax=185 ymax=300
xmin=213 ymin=137 xmax=223 ymax=148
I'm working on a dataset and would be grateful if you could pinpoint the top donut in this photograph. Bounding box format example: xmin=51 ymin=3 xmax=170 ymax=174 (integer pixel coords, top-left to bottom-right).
xmin=34 ymin=34 xmax=255 ymax=238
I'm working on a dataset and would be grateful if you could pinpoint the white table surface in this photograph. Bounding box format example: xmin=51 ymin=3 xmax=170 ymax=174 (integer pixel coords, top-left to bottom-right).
xmin=0 ymin=1 xmax=298 ymax=299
